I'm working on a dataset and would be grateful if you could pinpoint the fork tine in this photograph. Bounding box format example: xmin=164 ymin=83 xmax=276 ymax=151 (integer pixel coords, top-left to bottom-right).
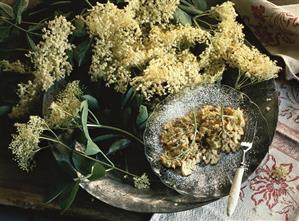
xmin=244 ymin=121 xmax=257 ymax=142
xmin=242 ymin=121 xmax=251 ymax=141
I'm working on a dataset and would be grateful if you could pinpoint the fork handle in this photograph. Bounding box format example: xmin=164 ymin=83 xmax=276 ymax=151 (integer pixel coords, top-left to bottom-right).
xmin=227 ymin=165 xmax=245 ymax=216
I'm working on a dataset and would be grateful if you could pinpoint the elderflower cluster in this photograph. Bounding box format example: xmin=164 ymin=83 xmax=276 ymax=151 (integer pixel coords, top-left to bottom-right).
xmin=86 ymin=1 xmax=211 ymax=99
xmin=86 ymin=2 xmax=144 ymax=93
xmin=271 ymin=165 xmax=289 ymax=180
xmin=127 ymin=0 xmax=180 ymax=24
xmin=46 ymin=81 xmax=82 ymax=128
xmin=10 ymin=81 xmax=41 ymax=118
xmin=86 ymin=1 xmax=280 ymax=101
xmin=133 ymin=173 xmax=150 ymax=189
xmin=0 ymin=60 xmax=27 ymax=73
xmin=29 ymin=16 xmax=75 ymax=91
xmin=132 ymin=51 xmax=199 ymax=99
xmin=148 ymin=24 xmax=209 ymax=51
xmin=9 ymin=116 xmax=46 ymax=172
xmin=226 ymin=44 xmax=280 ymax=81
xmin=200 ymin=1 xmax=280 ymax=80
xmin=10 ymin=16 xmax=74 ymax=118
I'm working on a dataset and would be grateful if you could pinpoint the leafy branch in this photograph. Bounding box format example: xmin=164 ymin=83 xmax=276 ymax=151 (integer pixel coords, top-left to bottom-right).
xmin=37 ymin=98 xmax=148 ymax=211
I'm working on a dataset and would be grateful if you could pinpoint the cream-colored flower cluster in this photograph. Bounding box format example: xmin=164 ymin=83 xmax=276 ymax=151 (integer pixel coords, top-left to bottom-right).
xmin=9 ymin=116 xmax=46 ymax=172
xmin=46 ymin=81 xmax=82 ymax=128
xmin=133 ymin=173 xmax=150 ymax=189
xmin=29 ymin=16 xmax=74 ymax=91
xmin=86 ymin=2 xmax=144 ymax=93
xmin=86 ymin=1 xmax=280 ymax=101
xmin=10 ymin=81 xmax=41 ymax=118
xmin=10 ymin=16 xmax=74 ymax=118
xmin=0 ymin=60 xmax=27 ymax=73
xmin=203 ymin=1 xmax=280 ymax=81
xmin=86 ymin=1 xmax=213 ymax=99
xmin=271 ymin=165 xmax=289 ymax=180
xmin=127 ymin=0 xmax=180 ymax=24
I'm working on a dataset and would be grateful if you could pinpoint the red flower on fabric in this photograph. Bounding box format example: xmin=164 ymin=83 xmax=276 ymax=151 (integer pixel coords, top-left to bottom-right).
xmin=249 ymin=155 xmax=299 ymax=209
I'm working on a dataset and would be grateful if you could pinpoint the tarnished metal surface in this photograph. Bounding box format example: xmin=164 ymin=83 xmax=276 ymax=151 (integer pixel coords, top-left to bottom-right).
xmin=79 ymin=80 xmax=278 ymax=213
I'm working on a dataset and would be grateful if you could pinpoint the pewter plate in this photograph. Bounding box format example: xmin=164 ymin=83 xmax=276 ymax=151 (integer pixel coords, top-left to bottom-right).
xmin=78 ymin=80 xmax=278 ymax=213
xmin=144 ymin=84 xmax=260 ymax=198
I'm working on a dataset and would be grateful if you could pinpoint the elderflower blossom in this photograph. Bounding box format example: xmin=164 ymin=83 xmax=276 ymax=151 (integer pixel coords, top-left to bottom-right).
xmin=10 ymin=81 xmax=41 ymax=118
xmin=10 ymin=16 xmax=74 ymax=118
xmin=9 ymin=116 xmax=46 ymax=172
xmin=271 ymin=165 xmax=289 ymax=180
xmin=86 ymin=3 xmax=145 ymax=92
xmin=199 ymin=1 xmax=280 ymax=80
xmin=148 ymin=24 xmax=209 ymax=51
xmin=132 ymin=50 xmax=200 ymax=100
xmin=29 ymin=16 xmax=75 ymax=91
xmin=226 ymin=43 xmax=280 ymax=80
xmin=0 ymin=60 xmax=27 ymax=73
xmin=133 ymin=173 xmax=150 ymax=189
xmin=127 ymin=0 xmax=180 ymax=24
xmin=46 ymin=81 xmax=82 ymax=128
xmin=210 ymin=1 xmax=237 ymax=21
xmin=86 ymin=1 xmax=280 ymax=101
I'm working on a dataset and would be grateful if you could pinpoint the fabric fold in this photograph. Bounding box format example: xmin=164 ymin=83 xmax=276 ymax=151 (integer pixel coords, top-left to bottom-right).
xmin=232 ymin=0 xmax=299 ymax=80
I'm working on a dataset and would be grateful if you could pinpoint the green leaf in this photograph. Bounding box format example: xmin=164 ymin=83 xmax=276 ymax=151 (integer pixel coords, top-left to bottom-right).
xmin=73 ymin=19 xmax=87 ymax=38
xmin=28 ymin=22 xmax=45 ymax=32
xmin=0 ymin=105 xmax=10 ymax=116
xmin=107 ymin=138 xmax=131 ymax=155
xmin=26 ymin=34 xmax=36 ymax=50
xmin=93 ymin=134 xmax=120 ymax=143
xmin=86 ymin=140 xmax=101 ymax=155
xmin=51 ymin=146 xmax=77 ymax=178
xmin=72 ymin=152 xmax=93 ymax=176
xmin=66 ymin=49 xmax=74 ymax=66
xmin=192 ymin=0 xmax=208 ymax=11
xmin=0 ymin=2 xmax=14 ymax=19
xmin=122 ymin=107 xmax=132 ymax=127
xmin=14 ymin=0 xmax=29 ymax=24
xmin=44 ymin=182 xmax=69 ymax=204
xmin=59 ymin=180 xmax=80 ymax=213
xmin=74 ymin=39 xmax=92 ymax=67
xmin=0 ymin=26 xmax=12 ymax=43
xmin=136 ymin=105 xmax=148 ymax=129
xmin=82 ymin=94 xmax=99 ymax=110
xmin=121 ymin=87 xmax=135 ymax=110
xmin=57 ymin=161 xmax=77 ymax=178
xmin=80 ymin=101 xmax=100 ymax=155
xmin=174 ymin=7 xmax=192 ymax=25
xmin=88 ymin=163 xmax=106 ymax=181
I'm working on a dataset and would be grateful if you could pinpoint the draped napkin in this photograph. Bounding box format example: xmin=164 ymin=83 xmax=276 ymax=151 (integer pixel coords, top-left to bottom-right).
xmin=232 ymin=0 xmax=299 ymax=80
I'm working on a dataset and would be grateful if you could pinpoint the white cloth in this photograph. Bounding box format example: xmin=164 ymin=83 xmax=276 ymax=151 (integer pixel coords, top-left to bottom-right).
xmin=232 ymin=0 xmax=299 ymax=80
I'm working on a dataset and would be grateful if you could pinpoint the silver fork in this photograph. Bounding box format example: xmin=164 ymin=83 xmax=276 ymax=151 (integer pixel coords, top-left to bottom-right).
xmin=227 ymin=122 xmax=257 ymax=216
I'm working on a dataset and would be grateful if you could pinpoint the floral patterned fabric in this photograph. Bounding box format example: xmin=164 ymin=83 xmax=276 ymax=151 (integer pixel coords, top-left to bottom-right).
xmin=151 ymin=80 xmax=299 ymax=221
xmin=232 ymin=0 xmax=299 ymax=80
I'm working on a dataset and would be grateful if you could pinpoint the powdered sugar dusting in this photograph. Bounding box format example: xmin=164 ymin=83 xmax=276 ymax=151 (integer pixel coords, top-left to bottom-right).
xmin=144 ymin=84 xmax=262 ymax=198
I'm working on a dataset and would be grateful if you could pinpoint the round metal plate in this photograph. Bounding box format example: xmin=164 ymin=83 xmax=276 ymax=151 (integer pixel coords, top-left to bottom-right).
xmin=79 ymin=79 xmax=278 ymax=213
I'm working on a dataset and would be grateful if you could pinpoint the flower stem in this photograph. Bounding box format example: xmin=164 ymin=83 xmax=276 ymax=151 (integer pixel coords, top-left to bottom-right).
xmin=87 ymin=124 xmax=144 ymax=145
xmin=1 ymin=17 xmax=42 ymax=36
xmin=40 ymin=136 xmax=137 ymax=177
